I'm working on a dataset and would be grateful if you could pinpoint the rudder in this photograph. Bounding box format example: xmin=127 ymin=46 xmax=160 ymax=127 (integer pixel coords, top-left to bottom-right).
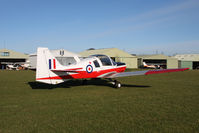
xmin=36 ymin=47 xmax=64 ymax=84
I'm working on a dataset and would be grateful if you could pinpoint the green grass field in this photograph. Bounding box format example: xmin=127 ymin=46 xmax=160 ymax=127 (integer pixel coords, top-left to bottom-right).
xmin=0 ymin=70 xmax=199 ymax=133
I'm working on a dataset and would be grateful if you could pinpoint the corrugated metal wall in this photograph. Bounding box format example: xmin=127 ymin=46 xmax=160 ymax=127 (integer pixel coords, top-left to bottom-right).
xmin=179 ymin=61 xmax=193 ymax=70
xmin=115 ymin=57 xmax=137 ymax=69
xmin=167 ymin=59 xmax=178 ymax=69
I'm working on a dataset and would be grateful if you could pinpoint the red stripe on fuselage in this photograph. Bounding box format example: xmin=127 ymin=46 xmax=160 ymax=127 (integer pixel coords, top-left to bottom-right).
xmin=36 ymin=66 xmax=126 ymax=80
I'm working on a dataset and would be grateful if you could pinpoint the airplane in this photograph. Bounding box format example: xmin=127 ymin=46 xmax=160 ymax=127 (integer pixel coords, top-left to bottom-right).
xmin=7 ymin=63 xmax=22 ymax=70
xmin=36 ymin=47 xmax=189 ymax=88
xmin=6 ymin=62 xmax=30 ymax=70
xmin=21 ymin=61 xmax=30 ymax=70
xmin=143 ymin=62 xmax=160 ymax=69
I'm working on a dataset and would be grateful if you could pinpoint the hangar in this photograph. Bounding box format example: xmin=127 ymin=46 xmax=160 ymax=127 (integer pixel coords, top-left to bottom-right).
xmin=79 ymin=48 xmax=138 ymax=69
xmin=0 ymin=49 xmax=28 ymax=69
xmin=174 ymin=54 xmax=199 ymax=70
xmin=137 ymin=54 xmax=178 ymax=69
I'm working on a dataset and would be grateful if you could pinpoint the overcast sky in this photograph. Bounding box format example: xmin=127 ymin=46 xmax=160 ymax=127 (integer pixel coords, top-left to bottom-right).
xmin=0 ymin=0 xmax=199 ymax=55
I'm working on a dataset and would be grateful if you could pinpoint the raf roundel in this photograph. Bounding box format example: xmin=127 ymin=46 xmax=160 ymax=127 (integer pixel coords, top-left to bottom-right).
xmin=86 ymin=65 xmax=93 ymax=73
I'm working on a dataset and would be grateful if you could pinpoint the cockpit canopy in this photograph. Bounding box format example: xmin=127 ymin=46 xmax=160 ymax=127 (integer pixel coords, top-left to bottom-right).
xmin=91 ymin=54 xmax=117 ymax=66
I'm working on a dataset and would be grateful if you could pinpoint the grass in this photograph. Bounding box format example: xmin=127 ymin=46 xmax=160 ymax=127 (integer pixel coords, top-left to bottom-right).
xmin=0 ymin=70 xmax=199 ymax=133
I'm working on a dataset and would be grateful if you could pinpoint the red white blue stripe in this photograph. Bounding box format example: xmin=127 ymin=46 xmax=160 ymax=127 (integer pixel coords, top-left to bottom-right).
xmin=49 ymin=59 xmax=56 ymax=69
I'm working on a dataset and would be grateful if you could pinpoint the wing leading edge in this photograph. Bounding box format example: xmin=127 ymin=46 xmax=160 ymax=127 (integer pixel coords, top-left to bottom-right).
xmin=106 ymin=68 xmax=189 ymax=78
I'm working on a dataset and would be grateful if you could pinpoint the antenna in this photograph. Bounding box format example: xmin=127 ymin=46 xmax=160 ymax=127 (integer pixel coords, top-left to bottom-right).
xmin=156 ymin=50 xmax=158 ymax=54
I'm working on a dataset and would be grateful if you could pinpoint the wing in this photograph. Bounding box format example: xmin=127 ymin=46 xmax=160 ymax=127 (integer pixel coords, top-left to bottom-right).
xmin=106 ymin=68 xmax=189 ymax=78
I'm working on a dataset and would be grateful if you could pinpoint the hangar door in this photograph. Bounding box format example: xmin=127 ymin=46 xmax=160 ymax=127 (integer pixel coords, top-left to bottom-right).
xmin=179 ymin=61 xmax=192 ymax=69
xmin=0 ymin=59 xmax=26 ymax=70
xmin=193 ymin=62 xmax=199 ymax=69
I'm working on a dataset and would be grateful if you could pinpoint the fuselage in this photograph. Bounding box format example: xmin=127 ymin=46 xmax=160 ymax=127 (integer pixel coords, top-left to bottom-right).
xmin=36 ymin=54 xmax=126 ymax=81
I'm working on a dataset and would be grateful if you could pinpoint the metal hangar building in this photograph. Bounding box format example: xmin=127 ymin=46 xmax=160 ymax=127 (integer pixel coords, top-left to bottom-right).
xmin=0 ymin=49 xmax=28 ymax=69
xmin=137 ymin=54 xmax=178 ymax=69
xmin=174 ymin=54 xmax=199 ymax=70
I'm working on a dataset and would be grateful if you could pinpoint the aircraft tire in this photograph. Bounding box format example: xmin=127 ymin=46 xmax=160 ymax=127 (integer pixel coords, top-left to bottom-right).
xmin=114 ymin=80 xmax=121 ymax=88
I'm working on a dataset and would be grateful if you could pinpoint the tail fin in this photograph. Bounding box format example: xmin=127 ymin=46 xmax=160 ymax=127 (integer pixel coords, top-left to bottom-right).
xmin=143 ymin=62 xmax=147 ymax=67
xmin=36 ymin=47 xmax=65 ymax=84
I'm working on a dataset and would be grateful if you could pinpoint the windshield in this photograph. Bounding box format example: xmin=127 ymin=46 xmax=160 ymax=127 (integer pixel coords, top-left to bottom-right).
xmin=91 ymin=55 xmax=112 ymax=66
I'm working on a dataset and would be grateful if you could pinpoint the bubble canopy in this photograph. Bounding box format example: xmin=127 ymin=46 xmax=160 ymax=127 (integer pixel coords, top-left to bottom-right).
xmin=90 ymin=54 xmax=117 ymax=66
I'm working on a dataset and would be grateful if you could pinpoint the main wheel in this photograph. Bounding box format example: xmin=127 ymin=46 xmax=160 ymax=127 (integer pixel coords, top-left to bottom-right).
xmin=114 ymin=80 xmax=121 ymax=88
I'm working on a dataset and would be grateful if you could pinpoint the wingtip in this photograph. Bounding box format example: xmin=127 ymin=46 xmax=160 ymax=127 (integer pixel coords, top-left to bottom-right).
xmin=145 ymin=68 xmax=189 ymax=75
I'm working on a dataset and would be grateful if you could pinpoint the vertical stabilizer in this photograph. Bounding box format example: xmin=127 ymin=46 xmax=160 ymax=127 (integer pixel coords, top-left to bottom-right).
xmin=36 ymin=47 xmax=65 ymax=84
xmin=143 ymin=62 xmax=147 ymax=67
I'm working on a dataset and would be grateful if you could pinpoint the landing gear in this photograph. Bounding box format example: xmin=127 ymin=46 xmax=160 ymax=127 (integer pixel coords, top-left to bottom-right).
xmin=108 ymin=79 xmax=121 ymax=88
xmin=82 ymin=78 xmax=122 ymax=88
xmin=114 ymin=80 xmax=121 ymax=88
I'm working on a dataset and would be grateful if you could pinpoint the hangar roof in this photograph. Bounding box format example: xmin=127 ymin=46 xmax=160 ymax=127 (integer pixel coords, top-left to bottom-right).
xmin=174 ymin=54 xmax=199 ymax=61
xmin=137 ymin=54 xmax=177 ymax=60
xmin=0 ymin=49 xmax=28 ymax=59
xmin=80 ymin=48 xmax=136 ymax=58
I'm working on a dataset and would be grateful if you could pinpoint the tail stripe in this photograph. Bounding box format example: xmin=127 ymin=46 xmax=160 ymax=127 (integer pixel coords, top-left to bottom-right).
xmin=53 ymin=59 xmax=56 ymax=69
xmin=49 ymin=59 xmax=52 ymax=69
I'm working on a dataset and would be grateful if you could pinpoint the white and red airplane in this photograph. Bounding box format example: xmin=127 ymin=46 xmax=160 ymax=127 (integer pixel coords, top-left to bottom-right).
xmin=36 ymin=47 xmax=189 ymax=88
xmin=143 ymin=62 xmax=160 ymax=69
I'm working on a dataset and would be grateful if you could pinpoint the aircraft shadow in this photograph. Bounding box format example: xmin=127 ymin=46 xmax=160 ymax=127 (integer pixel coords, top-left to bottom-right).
xmin=28 ymin=80 xmax=81 ymax=89
xmin=121 ymin=84 xmax=151 ymax=88
xmin=28 ymin=79 xmax=151 ymax=89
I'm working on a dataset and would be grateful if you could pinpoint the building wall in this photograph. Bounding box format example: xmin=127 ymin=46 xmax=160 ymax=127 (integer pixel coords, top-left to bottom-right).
xmin=0 ymin=49 xmax=28 ymax=59
xmin=174 ymin=54 xmax=199 ymax=61
xmin=167 ymin=59 xmax=178 ymax=69
xmin=138 ymin=54 xmax=178 ymax=69
xmin=0 ymin=49 xmax=28 ymax=69
xmin=174 ymin=54 xmax=199 ymax=69
xmin=29 ymin=55 xmax=37 ymax=69
xmin=116 ymin=57 xmax=137 ymax=69
xmin=179 ymin=61 xmax=193 ymax=70
xmin=137 ymin=58 xmax=143 ymax=68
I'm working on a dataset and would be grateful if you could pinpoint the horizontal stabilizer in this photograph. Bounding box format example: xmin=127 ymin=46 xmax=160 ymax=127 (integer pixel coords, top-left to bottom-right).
xmin=51 ymin=67 xmax=83 ymax=73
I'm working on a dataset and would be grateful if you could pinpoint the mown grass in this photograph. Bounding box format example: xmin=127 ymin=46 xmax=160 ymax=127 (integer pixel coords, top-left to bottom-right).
xmin=0 ymin=70 xmax=199 ymax=133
